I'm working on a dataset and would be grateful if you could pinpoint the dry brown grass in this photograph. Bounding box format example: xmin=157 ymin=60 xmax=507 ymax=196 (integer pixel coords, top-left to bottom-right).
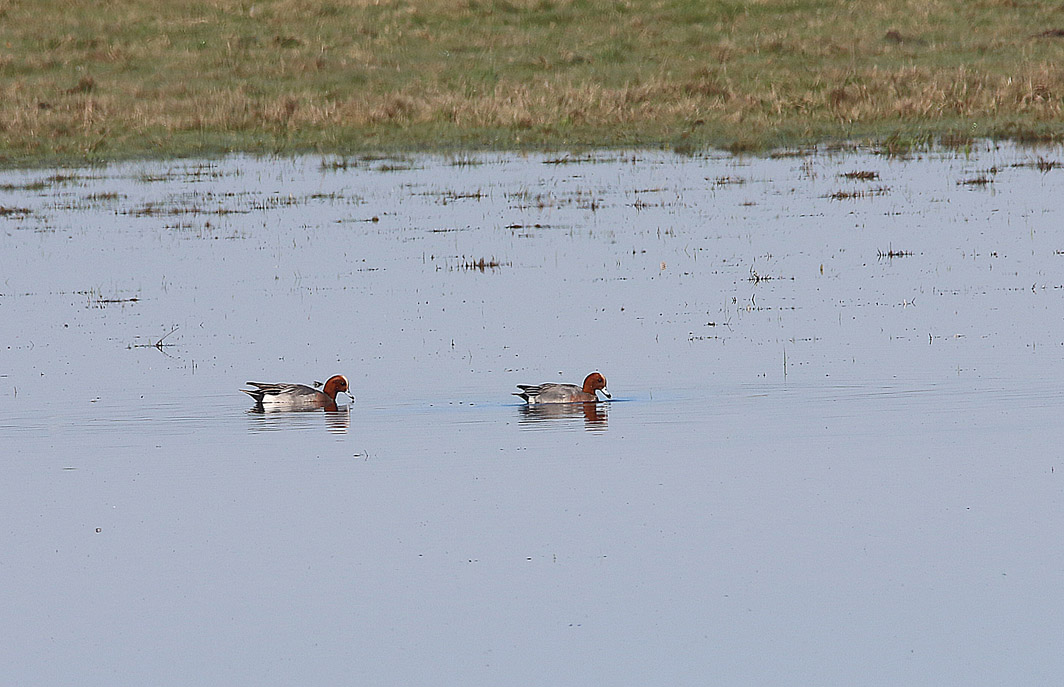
xmin=2 ymin=0 xmax=1064 ymax=164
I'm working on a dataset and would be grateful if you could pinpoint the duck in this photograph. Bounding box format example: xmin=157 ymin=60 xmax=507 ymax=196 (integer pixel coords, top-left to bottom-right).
xmin=241 ymin=375 xmax=351 ymax=409
xmin=514 ymin=372 xmax=610 ymax=404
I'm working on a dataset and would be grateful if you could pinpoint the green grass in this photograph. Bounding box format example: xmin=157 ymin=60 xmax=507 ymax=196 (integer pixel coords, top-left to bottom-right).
xmin=2 ymin=0 xmax=1064 ymax=165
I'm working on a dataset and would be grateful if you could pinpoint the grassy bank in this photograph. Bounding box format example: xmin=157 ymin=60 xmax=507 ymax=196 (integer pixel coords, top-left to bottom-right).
xmin=3 ymin=0 xmax=1064 ymax=165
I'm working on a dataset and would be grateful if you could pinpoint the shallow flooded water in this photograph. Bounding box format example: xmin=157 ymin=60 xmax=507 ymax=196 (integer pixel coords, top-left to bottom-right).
xmin=2 ymin=145 xmax=1063 ymax=684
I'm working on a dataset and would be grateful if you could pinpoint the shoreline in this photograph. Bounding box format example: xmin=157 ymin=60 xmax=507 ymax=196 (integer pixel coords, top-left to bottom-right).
xmin=3 ymin=139 xmax=1062 ymax=179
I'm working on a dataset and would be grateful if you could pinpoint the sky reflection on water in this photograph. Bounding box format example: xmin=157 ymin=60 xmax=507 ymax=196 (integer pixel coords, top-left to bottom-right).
xmin=2 ymin=145 xmax=1063 ymax=685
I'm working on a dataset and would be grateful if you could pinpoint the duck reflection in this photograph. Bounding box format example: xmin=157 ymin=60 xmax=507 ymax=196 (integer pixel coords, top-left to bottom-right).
xmin=518 ymin=401 xmax=608 ymax=431
xmin=322 ymin=405 xmax=350 ymax=434
xmin=247 ymin=403 xmax=351 ymax=434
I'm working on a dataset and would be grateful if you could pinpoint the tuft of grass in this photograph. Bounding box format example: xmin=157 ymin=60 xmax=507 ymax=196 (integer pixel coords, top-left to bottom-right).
xmin=827 ymin=187 xmax=890 ymax=200
xmin=460 ymin=257 xmax=508 ymax=271
xmin=1011 ymin=156 xmax=1061 ymax=173
xmin=840 ymin=170 xmax=879 ymax=181
xmin=958 ymin=175 xmax=994 ymax=186
xmin=3 ymin=1 xmax=1064 ymax=164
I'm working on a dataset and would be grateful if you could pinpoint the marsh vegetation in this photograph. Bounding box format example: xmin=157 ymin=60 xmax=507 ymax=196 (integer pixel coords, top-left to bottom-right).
xmin=3 ymin=0 xmax=1064 ymax=164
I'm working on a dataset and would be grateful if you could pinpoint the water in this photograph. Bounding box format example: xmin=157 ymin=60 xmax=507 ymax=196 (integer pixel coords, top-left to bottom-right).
xmin=2 ymin=146 xmax=1063 ymax=684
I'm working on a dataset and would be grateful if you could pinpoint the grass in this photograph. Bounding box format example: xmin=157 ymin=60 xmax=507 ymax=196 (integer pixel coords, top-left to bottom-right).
xmin=3 ymin=0 xmax=1064 ymax=165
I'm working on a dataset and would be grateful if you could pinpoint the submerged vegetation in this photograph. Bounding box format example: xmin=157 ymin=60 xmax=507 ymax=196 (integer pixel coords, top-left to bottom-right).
xmin=3 ymin=0 xmax=1064 ymax=164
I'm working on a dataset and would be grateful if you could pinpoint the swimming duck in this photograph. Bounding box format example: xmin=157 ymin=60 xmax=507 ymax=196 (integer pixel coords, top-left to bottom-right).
xmin=241 ymin=375 xmax=351 ymax=409
xmin=514 ymin=372 xmax=610 ymax=404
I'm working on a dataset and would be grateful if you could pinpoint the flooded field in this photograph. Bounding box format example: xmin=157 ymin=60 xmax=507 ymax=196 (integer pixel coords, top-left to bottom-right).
xmin=2 ymin=146 xmax=1063 ymax=684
